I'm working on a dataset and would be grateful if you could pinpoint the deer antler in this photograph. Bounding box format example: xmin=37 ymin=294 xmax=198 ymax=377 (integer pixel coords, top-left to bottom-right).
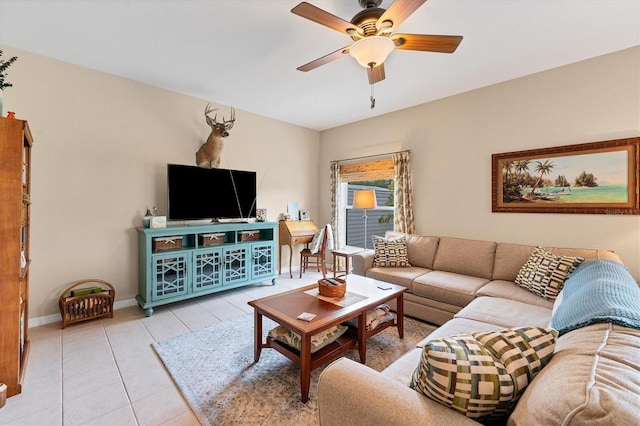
xmin=223 ymin=107 xmax=236 ymax=130
xmin=204 ymin=103 xmax=218 ymax=128
xmin=204 ymin=103 xmax=235 ymax=130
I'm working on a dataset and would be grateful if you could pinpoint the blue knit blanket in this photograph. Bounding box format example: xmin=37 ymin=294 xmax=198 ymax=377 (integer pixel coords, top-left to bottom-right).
xmin=551 ymin=259 xmax=640 ymax=336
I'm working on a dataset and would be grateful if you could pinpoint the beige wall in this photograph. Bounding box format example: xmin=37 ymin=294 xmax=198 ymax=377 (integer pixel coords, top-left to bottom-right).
xmin=1 ymin=46 xmax=320 ymax=320
xmin=319 ymin=46 xmax=640 ymax=282
xmin=3 ymin=45 xmax=639 ymax=321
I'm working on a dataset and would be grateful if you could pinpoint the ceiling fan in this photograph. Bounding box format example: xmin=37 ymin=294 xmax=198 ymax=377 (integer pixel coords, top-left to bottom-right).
xmin=291 ymin=0 xmax=463 ymax=86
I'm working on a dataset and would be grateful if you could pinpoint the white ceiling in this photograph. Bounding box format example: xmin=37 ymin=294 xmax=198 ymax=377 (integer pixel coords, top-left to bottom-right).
xmin=1 ymin=0 xmax=639 ymax=131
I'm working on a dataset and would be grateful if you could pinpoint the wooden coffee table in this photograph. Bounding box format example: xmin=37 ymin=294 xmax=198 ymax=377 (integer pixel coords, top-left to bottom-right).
xmin=248 ymin=274 xmax=406 ymax=402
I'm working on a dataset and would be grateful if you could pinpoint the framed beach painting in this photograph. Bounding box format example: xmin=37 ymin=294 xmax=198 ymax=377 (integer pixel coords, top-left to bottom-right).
xmin=492 ymin=137 xmax=640 ymax=214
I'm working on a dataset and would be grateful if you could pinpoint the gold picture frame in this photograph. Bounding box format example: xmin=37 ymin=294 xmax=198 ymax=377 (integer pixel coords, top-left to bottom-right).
xmin=492 ymin=137 xmax=639 ymax=214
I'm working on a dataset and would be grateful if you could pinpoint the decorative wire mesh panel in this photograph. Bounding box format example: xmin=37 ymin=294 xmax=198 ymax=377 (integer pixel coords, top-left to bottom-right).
xmin=194 ymin=250 xmax=223 ymax=292
xmin=153 ymin=255 xmax=188 ymax=300
xmin=224 ymin=248 xmax=247 ymax=283
xmin=252 ymin=244 xmax=274 ymax=278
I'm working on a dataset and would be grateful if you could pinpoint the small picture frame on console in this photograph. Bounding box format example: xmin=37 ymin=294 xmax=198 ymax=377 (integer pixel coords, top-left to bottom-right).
xmin=300 ymin=210 xmax=310 ymax=220
xmin=256 ymin=208 xmax=267 ymax=222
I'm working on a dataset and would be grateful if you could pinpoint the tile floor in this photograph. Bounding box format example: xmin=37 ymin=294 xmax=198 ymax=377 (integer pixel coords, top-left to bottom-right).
xmin=1 ymin=271 xmax=325 ymax=426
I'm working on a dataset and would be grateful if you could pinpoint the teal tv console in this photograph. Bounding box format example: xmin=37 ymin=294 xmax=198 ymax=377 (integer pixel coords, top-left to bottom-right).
xmin=136 ymin=222 xmax=278 ymax=316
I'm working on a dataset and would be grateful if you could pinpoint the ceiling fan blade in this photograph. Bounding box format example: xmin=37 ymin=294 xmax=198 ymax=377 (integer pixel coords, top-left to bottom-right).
xmin=292 ymin=2 xmax=360 ymax=35
xmin=392 ymin=34 xmax=463 ymax=53
xmin=367 ymin=63 xmax=386 ymax=85
xmin=297 ymin=46 xmax=351 ymax=72
xmin=376 ymin=0 xmax=427 ymax=31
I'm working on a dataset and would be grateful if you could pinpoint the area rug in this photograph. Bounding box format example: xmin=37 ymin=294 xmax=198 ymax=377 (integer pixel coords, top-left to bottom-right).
xmin=153 ymin=313 xmax=435 ymax=426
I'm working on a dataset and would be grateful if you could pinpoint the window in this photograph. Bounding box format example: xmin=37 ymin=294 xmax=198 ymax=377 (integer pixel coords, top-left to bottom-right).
xmin=338 ymin=159 xmax=395 ymax=249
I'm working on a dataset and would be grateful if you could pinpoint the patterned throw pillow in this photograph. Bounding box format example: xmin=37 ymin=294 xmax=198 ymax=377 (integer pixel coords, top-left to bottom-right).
xmin=308 ymin=228 xmax=325 ymax=254
xmin=410 ymin=327 xmax=558 ymax=423
xmin=268 ymin=324 xmax=347 ymax=353
xmin=514 ymin=247 xmax=584 ymax=301
xmin=372 ymin=236 xmax=411 ymax=268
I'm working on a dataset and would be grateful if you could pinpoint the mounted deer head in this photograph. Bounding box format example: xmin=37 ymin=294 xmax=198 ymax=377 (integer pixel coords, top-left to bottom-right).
xmin=196 ymin=103 xmax=237 ymax=168
xmin=205 ymin=103 xmax=236 ymax=136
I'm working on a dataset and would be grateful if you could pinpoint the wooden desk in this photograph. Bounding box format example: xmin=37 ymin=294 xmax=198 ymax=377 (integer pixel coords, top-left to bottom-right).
xmin=279 ymin=220 xmax=318 ymax=278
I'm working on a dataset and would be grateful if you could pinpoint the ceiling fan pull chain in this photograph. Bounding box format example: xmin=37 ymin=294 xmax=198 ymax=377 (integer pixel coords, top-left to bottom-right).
xmin=370 ymin=83 xmax=376 ymax=109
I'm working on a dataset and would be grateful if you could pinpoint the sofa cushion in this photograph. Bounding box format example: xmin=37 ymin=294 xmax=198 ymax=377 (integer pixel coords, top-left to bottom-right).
xmin=492 ymin=243 xmax=536 ymax=281
xmin=417 ymin=317 xmax=504 ymax=347
xmin=413 ymin=271 xmax=489 ymax=307
xmin=403 ymin=295 xmax=462 ymax=326
xmin=386 ymin=232 xmax=439 ymax=269
xmin=477 ymin=280 xmax=554 ymax=309
xmin=382 ymin=347 xmax=423 ymax=385
xmin=432 ymin=237 xmax=497 ymax=280
xmin=366 ymin=266 xmax=429 ymax=292
xmin=548 ymin=246 xmax=621 ymax=263
xmin=509 ymin=323 xmax=640 ymax=426
xmin=492 ymin=245 xmax=620 ymax=282
xmin=455 ymin=297 xmax=552 ymax=329
xmin=410 ymin=327 xmax=557 ymax=423
xmin=515 ymin=247 xmax=584 ymax=301
xmin=372 ymin=235 xmax=411 ymax=267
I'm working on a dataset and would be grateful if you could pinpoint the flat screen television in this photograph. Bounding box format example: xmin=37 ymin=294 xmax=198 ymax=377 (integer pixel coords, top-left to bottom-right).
xmin=167 ymin=164 xmax=257 ymax=221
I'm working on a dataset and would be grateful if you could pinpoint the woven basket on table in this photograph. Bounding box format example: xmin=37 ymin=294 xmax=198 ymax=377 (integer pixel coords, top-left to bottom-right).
xmin=318 ymin=276 xmax=347 ymax=298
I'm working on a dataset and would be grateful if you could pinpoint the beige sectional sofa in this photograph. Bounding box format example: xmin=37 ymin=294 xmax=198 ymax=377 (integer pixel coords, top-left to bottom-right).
xmin=317 ymin=233 xmax=640 ymax=425
xmin=352 ymin=233 xmax=620 ymax=326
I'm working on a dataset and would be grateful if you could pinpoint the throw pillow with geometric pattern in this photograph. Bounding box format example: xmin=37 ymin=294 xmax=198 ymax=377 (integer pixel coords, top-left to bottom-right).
xmin=514 ymin=247 xmax=584 ymax=301
xmin=410 ymin=327 xmax=558 ymax=423
xmin=372 ymin=236 xmax=411 ymax=268
xmin=473 ymin=327 xmax=558 ymax=401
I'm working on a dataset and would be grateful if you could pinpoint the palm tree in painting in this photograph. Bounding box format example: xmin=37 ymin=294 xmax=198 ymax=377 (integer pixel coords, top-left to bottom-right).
xmin=514 ymin=160 xmax=530 ymax=185
xmin=529 ymin=159 xmax=554 ymax=196
xmin=502 ymin=161 xmax=514 ymax=183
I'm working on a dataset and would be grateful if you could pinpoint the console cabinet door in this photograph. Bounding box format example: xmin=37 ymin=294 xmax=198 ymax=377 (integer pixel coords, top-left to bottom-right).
xmin=251 ymin=242 xmax=276 ymax=280
xmin=223 ymin=247 xmax=249 ymax=285
xmin=192 ymin=248 xmax=223 ymax=293
xmin=151 ymin=252 xmax=189 ymax=301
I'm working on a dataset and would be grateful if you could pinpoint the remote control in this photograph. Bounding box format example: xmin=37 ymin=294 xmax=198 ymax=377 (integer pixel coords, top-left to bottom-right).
xmin=325 ymin=278 xmax=342 ymax=286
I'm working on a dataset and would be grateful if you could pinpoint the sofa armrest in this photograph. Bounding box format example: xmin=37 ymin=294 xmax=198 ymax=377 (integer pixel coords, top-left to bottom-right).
xmin=352 ymin=250 xmax=375 ymax=276
xmin=318 ymin=358 xmax=479 ymax=426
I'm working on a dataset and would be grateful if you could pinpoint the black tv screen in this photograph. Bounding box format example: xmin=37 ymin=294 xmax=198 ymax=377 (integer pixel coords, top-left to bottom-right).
xmin=167 ymin=164 xmax=257 ymax=221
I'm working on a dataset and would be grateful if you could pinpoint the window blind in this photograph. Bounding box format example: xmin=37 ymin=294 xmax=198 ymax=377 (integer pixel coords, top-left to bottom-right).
xmin=339 ymin=158 xmax=393 ymax=182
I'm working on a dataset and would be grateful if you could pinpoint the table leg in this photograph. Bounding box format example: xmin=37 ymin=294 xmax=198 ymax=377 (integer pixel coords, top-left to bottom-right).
xmin=253 ymin=311 xmax=263 ymax=362
xmin=288 ymin=244 xmax=293 ymax=279
xmin=300 ymin=333 xmax=312 ymax=403
xmin=358 ymin=312 xmax=367 ymax=363
xmin=397 ymin=293 xmax=404 ymax=339
xmin=278 ymin=245 xmax=282 ymax=276
xmin=345 ymin=255 xmax=350 ymax=276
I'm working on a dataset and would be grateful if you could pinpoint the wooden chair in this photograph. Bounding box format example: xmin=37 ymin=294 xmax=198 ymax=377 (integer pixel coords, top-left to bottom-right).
xmin=299 ymin=225 xmax=328 ymax=279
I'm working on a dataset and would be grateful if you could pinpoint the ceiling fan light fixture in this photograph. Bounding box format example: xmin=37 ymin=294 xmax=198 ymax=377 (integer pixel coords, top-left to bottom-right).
xmin=349 ymin=36 xmax=395 ymax=68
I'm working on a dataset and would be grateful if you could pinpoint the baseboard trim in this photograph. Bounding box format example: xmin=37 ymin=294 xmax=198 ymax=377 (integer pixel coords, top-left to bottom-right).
xmin=28 ymin=298 xmax=139 ymax=328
